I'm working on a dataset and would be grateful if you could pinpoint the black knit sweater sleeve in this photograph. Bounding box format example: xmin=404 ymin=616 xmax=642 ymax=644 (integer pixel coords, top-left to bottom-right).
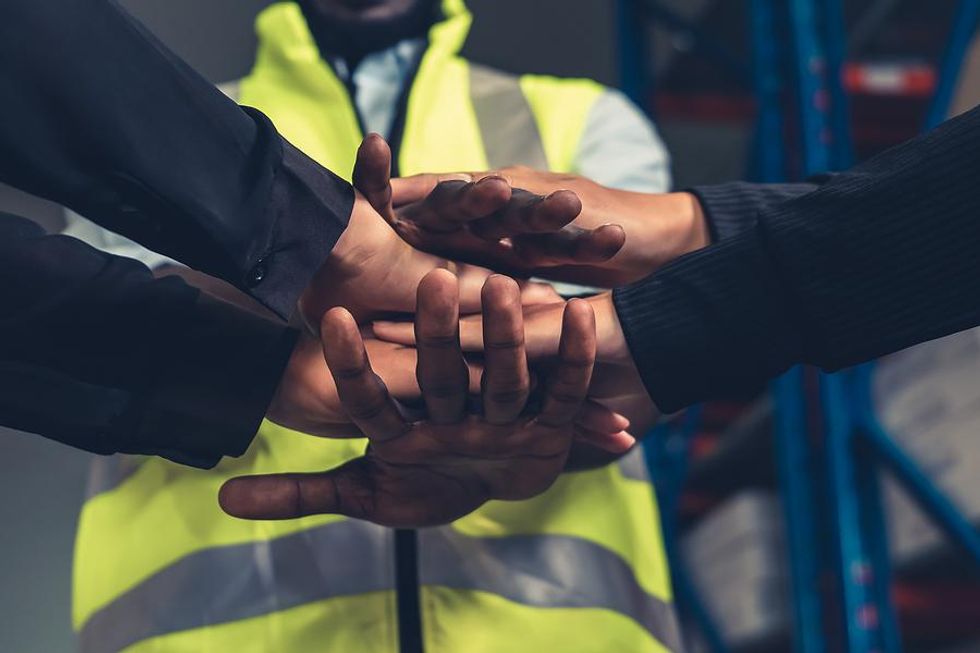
xmin=615 ymin=105 xmax=980 ymax=413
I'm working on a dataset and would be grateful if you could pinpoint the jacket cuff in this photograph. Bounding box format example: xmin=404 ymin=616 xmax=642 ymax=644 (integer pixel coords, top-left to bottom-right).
xmin=243 ymin=126 xmax=355 ymax=321
xmin=690 ymin=182 xmax=818 ymax=242
xmin=120 ymin=294 xmax=299 ymax=468
xmin=612 ymin=230 xmax=804 ymax=413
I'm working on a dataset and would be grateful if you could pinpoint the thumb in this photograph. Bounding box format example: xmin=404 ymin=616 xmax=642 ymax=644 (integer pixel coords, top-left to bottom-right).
xmin=353 ymin=134 xmax=394 ymax=220
xmin=219 ymin=460 xmax=377 ymax=521
xmin=390 ymin=172 xmax=474 ymax=207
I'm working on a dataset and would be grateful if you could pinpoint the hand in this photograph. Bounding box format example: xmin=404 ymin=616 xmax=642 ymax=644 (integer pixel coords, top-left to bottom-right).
xmin=220 ymin=271 xmax=633 ymax=528
xmin=389 ymin=166 xmax=710 ymax=287
xmin=373 ymin=292 xmax=661 ymax=431
xmin=297 ymin=138 xmax=559 ymax=329
xmin=350 ymin=135 xmax=627 ymax=279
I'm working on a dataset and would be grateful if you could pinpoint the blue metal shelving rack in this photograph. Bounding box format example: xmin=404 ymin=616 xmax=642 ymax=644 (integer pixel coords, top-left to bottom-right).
xmin=618 ymin=2 xmax=980 ymax=652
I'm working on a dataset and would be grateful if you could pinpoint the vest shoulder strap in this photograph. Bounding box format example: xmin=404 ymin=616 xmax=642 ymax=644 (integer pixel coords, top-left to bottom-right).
xmin=467 ymin=63 xmax=549 ymax=170
xmin=517 ymin=73 xmax=606 ymax=174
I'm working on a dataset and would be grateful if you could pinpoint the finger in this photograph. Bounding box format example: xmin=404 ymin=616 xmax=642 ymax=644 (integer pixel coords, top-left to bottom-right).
xmin=321 ymin=308 xmax=409 ymax=442
xmin=469 ymin=189 xmax=582 ymax=241
xmin=466 ymin=304 xmax=564 ymax=360
xmin=374 ymin=302 xmax=566 ymax=359
xmin=480 ymin=275 xmax=530 ymax=424
xmin=390 ymin=172 xmax=474 ymax=207
xmin=370 ymin=320 xmax=417 ymax=346
xmin=578 ymin=400 xmax=631 ymax=434
xmin=415 ymin=269 xmax=469 ymax=424
xmin=352 ymin=134 xmax=394 ymax=219
xmin=219 ymin=459 xmax=377 ymax=521
xmin=512 ymin=224 xmax=626 ymax=267
xmin=537 ymin=299 xmax=596 ymax=428
xmin=574 ymin=428 xmax=637 ymax=454
xmin=404 ymin=177 xmax=511 ymax=233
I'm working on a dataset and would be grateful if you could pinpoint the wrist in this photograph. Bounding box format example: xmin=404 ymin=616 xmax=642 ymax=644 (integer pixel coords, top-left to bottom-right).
xmin=298 ymin=193 xmax=405 ymax=329
xmin=641 ymin=192 xmax=710 ymax=269
xmin=587 ymin=292 xmax=632 ymax=365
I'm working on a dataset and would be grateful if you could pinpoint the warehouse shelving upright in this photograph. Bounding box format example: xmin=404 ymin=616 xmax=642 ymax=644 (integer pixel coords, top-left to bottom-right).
xmin=617 ymin=1 xmax=980 ymax=652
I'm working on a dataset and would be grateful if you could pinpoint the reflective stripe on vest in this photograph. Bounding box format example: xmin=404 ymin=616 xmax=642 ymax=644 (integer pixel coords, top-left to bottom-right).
xmin=468 ymin=64 xmax=548 ymax=170
xmin=419 ymin=527 xmax=682 ymax=652
xmin=79 ymin=519 xmax=394 ymax=653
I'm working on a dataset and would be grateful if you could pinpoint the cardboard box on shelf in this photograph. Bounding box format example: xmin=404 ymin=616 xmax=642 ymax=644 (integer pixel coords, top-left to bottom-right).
xmin=873 ymin=329 xmax=980 ymax=566
xmin=682 ymin=490 xmax=789 ymax=648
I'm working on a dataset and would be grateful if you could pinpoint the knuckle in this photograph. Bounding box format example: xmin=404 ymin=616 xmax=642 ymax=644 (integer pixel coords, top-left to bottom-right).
xmin=485 ymin=337 xmax=525 ymax=351
xmin=421 ymin=382 xmax=465 ymax=399
xmin=333 ymin=360 xmax=370 ymax=380
xmin=348 ymin=396 xmax=390 ymax=421
xmin=419 ymin=334 xmax=459 ymax=349
xmin=486 ymin=388 xmax=529 ymax=405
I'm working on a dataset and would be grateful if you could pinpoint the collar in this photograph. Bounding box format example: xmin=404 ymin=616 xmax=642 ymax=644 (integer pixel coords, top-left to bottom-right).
xmin=253 ymin=1 xmax=472 ymax=70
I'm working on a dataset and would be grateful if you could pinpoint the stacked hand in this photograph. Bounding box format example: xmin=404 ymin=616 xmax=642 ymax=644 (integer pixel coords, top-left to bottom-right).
xmin=268 ymin=134 xmax=638 ymax=440
xmin=224 ymin=270 xmax=633 ymax=528
xmin=373 ymin=291 xmax=662 ymax=446
xmin=382 ymin=165 xmax=710 ymax=287
xmin=253 ymin=136 xmax=711 ymax=524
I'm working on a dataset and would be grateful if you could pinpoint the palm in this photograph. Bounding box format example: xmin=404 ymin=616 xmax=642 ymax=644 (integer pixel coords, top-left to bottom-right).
xmin=332 ymin=416 xmax=571 ymax=527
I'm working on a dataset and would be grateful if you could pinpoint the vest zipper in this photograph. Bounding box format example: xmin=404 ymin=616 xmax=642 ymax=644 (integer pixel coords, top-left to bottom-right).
xmin=394 ymin=529 xmax=424 ymax=653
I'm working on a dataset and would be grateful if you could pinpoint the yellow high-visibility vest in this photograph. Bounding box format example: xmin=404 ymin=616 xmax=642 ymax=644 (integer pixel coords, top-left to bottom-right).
xmin=72 ymin=2 xmax=679 ymax=651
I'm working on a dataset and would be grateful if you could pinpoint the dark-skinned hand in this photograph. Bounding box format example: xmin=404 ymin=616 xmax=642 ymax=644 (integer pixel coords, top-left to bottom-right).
xmin=221 ymin=270 xmax=633 ymax=527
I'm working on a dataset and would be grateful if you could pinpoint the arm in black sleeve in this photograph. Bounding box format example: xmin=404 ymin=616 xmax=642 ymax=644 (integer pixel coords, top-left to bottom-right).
xmin=0 ymin=0 xmax=354 ymax=319
xmin=691 ymin=181 xmax=821 ymax=241
xmin=615 ymin=105 xmax=980 ymax=412
xmin=0 ymin=213 xmax=298 ymax=468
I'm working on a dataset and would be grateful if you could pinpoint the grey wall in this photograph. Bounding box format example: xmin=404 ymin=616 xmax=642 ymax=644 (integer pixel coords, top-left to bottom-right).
xmin=0 ymin=2 xmax=623 ymax=651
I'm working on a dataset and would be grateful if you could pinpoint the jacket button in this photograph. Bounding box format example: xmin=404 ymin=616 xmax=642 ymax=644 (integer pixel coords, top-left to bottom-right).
xmin=247 ymin=262 xmax=267 ymax=287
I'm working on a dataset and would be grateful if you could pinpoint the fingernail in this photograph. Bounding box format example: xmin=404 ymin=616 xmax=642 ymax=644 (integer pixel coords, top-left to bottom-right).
xmin=614 ymin=432 xmax=637 ymax=450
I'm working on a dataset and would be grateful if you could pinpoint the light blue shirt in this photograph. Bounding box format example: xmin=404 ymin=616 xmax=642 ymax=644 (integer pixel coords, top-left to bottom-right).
xmin=64 ymin=40 xmax=672 ymax=264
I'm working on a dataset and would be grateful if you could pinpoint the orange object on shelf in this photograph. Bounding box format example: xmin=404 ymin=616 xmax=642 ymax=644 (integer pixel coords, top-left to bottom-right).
xmin=843 ymin=61 xmax=937 ymax=97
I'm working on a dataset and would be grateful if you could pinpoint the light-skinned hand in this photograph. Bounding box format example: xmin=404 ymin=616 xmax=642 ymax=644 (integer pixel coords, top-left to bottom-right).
xmin=387 ymin=166 xmax=710 ymax=287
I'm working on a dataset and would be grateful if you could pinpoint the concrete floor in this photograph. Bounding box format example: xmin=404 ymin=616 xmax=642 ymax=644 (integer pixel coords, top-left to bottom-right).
xmin=0 ymin=429 xmax=91 ymax=652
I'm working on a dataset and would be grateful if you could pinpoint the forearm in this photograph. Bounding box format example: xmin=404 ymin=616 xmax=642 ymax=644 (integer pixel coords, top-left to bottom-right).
xmin=616 ymin=106 xmax=980 ymax=412
xmin=690 ymin=181 xmax=822 ymax=241
xmin=0 ymin=0 xmax=354 ymax=319
xmin=0 ymin=214 xmax=297 ymax=468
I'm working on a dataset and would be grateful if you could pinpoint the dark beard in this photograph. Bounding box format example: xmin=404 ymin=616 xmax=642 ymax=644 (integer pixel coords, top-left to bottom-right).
xmin=297 ymin=0 xmax=441 ymax=67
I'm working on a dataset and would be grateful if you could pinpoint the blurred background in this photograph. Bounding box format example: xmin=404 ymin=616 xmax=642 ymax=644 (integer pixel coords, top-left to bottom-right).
xmin=2 ymin=1 xmax=979 ymax=652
